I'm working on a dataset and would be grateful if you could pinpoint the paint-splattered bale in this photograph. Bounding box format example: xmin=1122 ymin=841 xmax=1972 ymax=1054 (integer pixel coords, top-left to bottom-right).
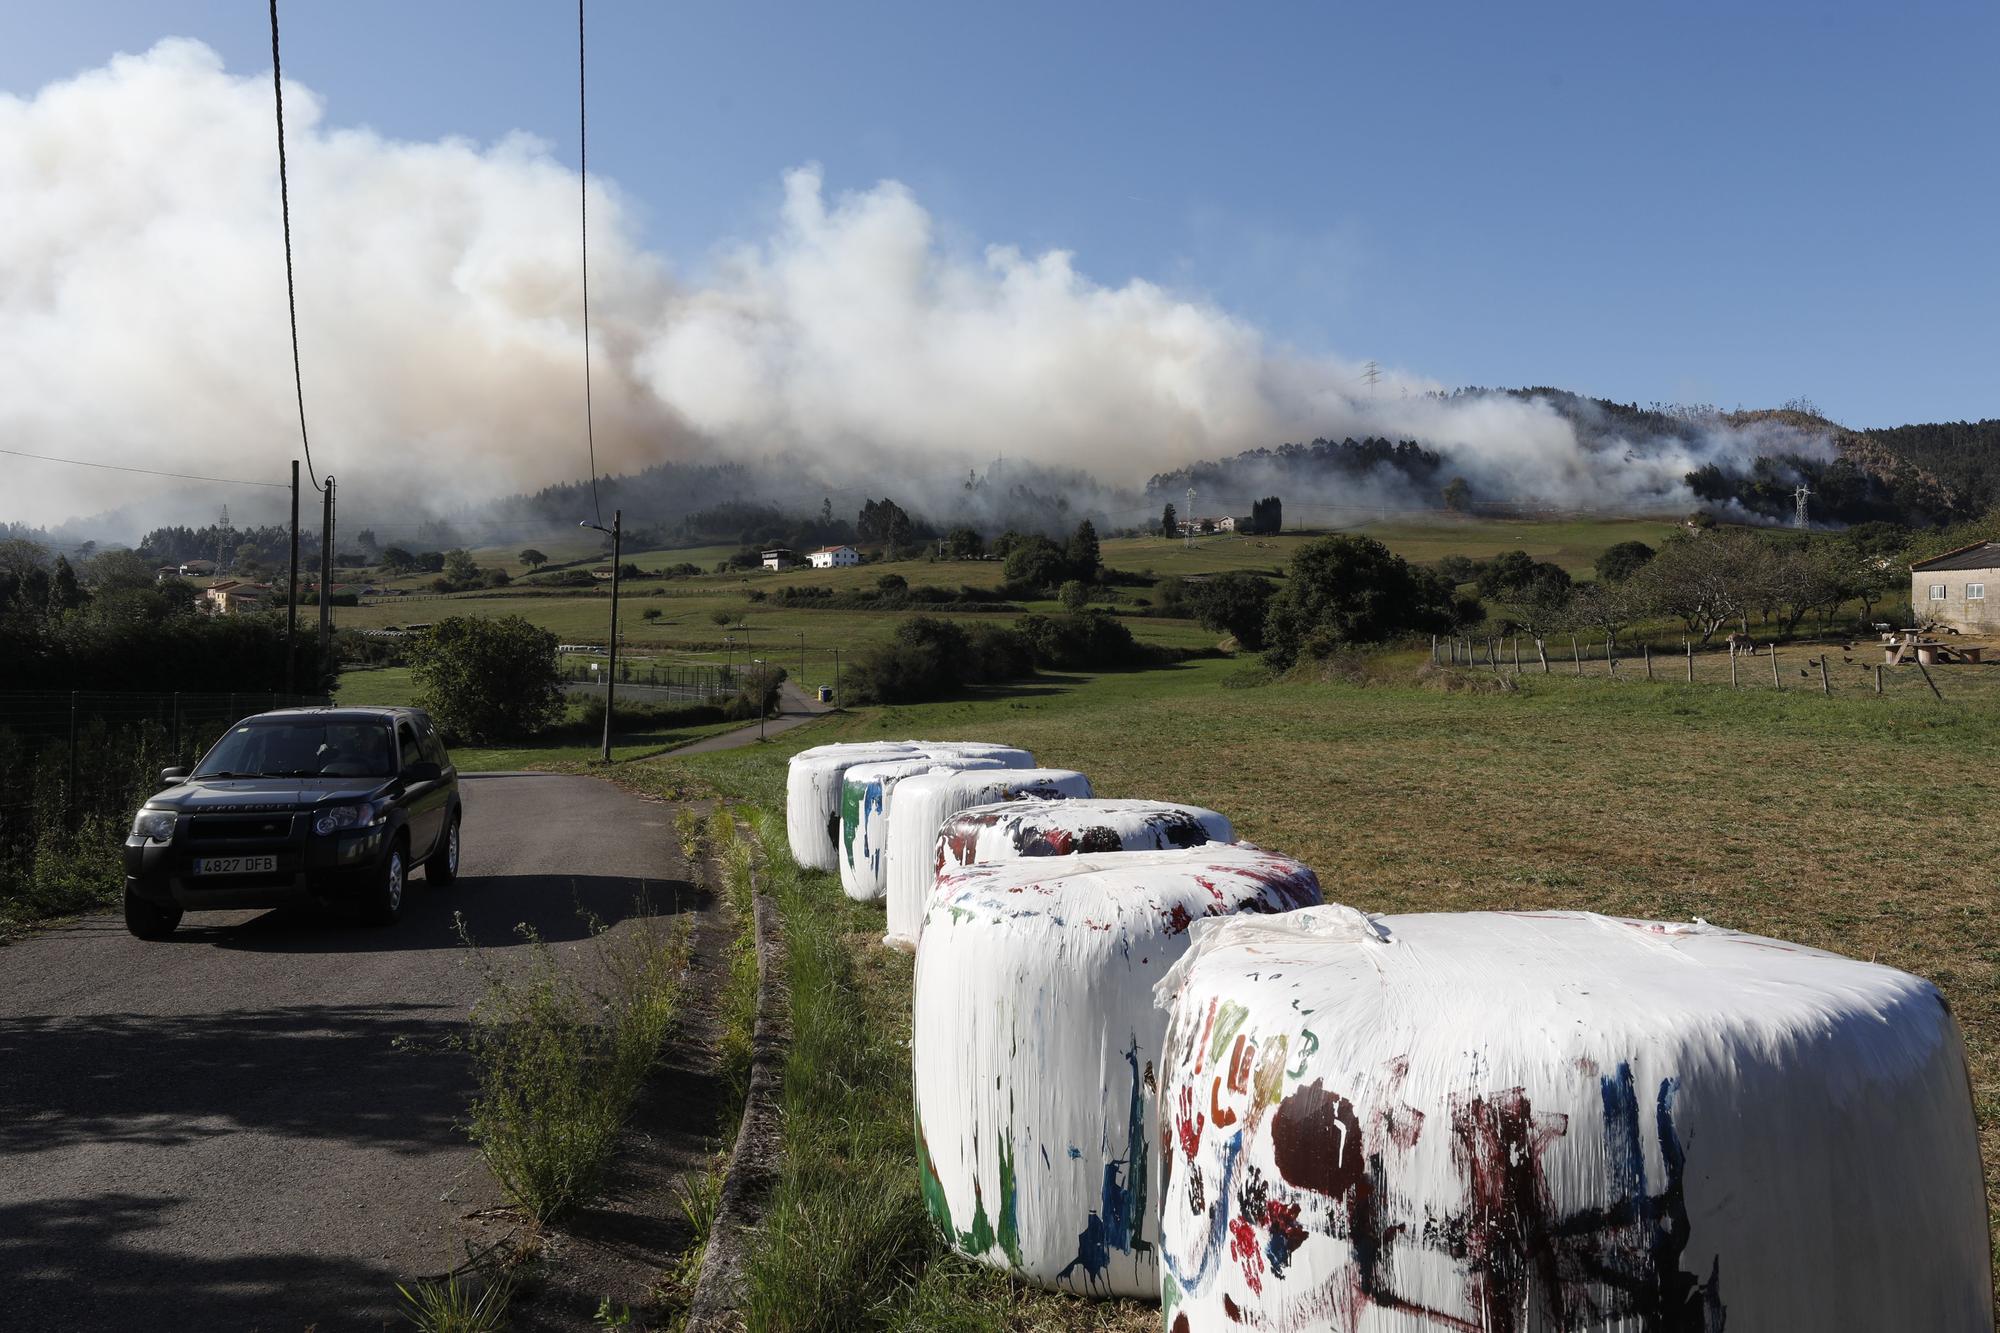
xmin=787 ymin=741 xmax=1033 ymax=872
xmin=839 ymin=753 xmax=1030 ymax=901
xmin=786 ymin=742 xmax=925 ymax=871
xmin=912 ymin=845 xmax=1322 ymax=1299
xmin=882 ymin=768 xmax=1097 ymax=950
xmin=1151 ymin=909 xmax=1992 ymax=1332
xmin=934 ymin=798 xmax=1233 ymax=875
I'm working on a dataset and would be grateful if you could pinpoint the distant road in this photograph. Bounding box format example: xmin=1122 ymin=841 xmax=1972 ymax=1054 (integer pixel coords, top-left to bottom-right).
xmin=0 ymin=774 xmax=701 ymax=1331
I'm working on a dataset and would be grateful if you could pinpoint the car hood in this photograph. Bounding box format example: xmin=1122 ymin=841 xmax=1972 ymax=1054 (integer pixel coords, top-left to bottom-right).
xmin=149 ymin=777 xmax=394 ymax=813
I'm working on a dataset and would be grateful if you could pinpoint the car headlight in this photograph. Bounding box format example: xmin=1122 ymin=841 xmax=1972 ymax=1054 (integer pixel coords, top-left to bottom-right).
xmin=131 ymin=809 xmax=177 ymax=843
xmin=313 ymin=801 xmax=386 ymax=836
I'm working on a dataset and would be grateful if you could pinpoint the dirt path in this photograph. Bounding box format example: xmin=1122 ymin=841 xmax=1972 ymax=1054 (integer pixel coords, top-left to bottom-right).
xmin=670 ymin=681 xmax=834 ymax=756
xmin=0 ymin=773 xmax=720 ymax=1331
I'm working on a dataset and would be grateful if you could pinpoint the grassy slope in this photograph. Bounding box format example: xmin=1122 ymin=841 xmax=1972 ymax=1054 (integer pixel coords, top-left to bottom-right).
xmin=662 ymin=652 xmax=2000 ymax=1324
xmin=330 ymin=516 xmax=1677 ymax=669
xmin=330 ymin=666 xmax=743 ymax=771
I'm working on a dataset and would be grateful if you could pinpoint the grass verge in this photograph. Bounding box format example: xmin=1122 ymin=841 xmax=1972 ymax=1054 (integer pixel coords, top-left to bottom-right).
xmin=461 ymin=904 xmax=691 ymax=1224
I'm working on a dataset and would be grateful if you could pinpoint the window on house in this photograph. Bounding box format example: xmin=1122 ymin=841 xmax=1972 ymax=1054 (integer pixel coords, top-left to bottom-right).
xmin=1968 ymin=584 xmax=1985 ymax=600
xmin=1929 ymin=584 xmax=1948 ymax=600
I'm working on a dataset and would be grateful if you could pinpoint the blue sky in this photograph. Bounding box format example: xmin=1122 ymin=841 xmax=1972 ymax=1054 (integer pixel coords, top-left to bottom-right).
xmin=7 ymin=0 xmax=1994 ymax=429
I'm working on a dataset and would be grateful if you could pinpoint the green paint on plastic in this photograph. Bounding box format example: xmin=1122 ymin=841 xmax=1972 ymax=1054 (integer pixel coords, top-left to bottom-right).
xmin=997 ymin=1133 xmax=1023 ymax=1268
xmin=1209 ymin=999 xmax=1250 ymax=1065
xmin=840 ymin=779 xmax=864 ymax=866
xmin=915 ymin=1113 xmax=958 ymax=1238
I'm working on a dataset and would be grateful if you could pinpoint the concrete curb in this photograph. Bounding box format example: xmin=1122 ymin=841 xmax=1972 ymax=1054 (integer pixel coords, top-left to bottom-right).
xmin=684 ymin=851 xmax=790 ymax=1328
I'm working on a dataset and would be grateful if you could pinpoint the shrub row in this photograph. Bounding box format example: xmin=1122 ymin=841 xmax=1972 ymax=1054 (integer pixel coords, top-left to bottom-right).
xmin=843 ymin=612 xmax=1161 ymax=704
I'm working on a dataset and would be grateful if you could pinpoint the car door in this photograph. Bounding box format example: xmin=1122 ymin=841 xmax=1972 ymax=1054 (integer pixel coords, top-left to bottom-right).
xmin=397 ymin=720 xmax=445 ymax=858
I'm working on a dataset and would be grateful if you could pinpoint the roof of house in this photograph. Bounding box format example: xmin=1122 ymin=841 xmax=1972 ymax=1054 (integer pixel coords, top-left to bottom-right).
xmin=1910 ymin=541 xmax=2000 ymax=572
xmin=812 ymin=544 xmax=856 ymax=554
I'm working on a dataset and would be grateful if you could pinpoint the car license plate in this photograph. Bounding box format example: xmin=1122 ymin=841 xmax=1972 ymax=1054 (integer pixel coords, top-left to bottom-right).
xmin=194 ymin=855 xmax=277 ymax=875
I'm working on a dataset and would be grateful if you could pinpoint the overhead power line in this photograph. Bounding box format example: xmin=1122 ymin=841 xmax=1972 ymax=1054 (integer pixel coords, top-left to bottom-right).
xmin=0 ymin=447 xmax=286 ymax=490
xmin=577 ymin=0 xmax=602 ymax=526
xmin=268 ymin=0 xmax=323 ymax=492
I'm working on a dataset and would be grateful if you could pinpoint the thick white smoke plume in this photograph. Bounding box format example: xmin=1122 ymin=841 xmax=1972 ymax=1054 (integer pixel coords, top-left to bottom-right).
xmin=2 ymin=40 xmax=1809 ymax=534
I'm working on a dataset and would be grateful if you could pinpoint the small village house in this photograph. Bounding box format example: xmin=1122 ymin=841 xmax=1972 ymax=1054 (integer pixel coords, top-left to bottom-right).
xmin=1910 ymin=541 xmax=2000 ymax=631
xmin=178 ymin=559 xmax=216 ymax=577
xmin=809 ymin=544 xmax=860 ymax=569
xmin=762 ymin=547 xmax=801 ymax=571
xmin=201 ymin=580 xmax=268 ymax=615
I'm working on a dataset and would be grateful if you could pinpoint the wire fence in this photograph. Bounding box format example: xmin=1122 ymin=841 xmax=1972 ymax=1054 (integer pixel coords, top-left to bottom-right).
xmin=0 ymin=692 xmax=330 ymax=910
xmin=557 ymin=662 xmax=738 ymax=699
xmin=1431 ymin=633 xmax=1984 ymax=701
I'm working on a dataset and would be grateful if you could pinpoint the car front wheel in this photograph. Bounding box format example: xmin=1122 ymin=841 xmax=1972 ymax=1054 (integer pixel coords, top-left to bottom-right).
xmin=124 ymin=888 xmax=182 ymax=940
xmin=368 ymin=840 xmax=407 ymax=926
xmin=425 ymin=812 xmax=460 ymax=885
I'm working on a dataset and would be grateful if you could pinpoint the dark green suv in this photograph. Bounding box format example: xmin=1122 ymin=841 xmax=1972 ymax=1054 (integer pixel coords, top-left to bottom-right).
xmin=121 ymin=706 xmax=462 ymax=938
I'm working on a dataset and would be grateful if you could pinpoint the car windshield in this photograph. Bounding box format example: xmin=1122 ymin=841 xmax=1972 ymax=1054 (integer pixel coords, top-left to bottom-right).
xmin=192 ymin=719 xmax=398 ymax=780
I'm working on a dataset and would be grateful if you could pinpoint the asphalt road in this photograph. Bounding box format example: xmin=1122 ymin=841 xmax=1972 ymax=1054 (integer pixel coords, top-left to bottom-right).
xmin=0 ymin=773 xmax=701 ymax=1332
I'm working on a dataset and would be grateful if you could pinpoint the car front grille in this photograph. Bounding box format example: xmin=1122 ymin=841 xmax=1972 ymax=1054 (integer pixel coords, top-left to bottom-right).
xmin=188 ymin=814 xmax=300 ymax=842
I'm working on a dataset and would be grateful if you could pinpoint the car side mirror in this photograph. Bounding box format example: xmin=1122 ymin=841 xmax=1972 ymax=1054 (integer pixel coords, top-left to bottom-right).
xmin=403 ymin=760 xmax=442 ymax=783
xmin=159 ymin=766 xmax=188 ymax=786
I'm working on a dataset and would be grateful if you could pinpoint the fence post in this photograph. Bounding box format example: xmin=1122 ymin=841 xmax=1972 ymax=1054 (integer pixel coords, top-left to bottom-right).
xmin=1489 ymin=636 xmax=1498 ymax=671
xmin=1818 ymin=656 xmax=1830 ymax=696
xmin=1572 ymin=636 xmax=1581 ymax=675
xmin=1644 ymin=644 xmax=1652 ymax=680
xmin=1431 ymin=634 xmax=1438 ymax=665
xmin=1686 ymin=638 xmax=1693 ymax=683
xmin=1730 ymin=648 xmax=1738 ymax=689
xmin=1771 ymin=647 xmax=1781 ymax=689
xmin=67 ymin=690 xmax=78 ymax=823
xmin=1915 ymin=657 xmax=1944 ymax=701
xmin=1874 ymin=664 xmax=1883 ymax=694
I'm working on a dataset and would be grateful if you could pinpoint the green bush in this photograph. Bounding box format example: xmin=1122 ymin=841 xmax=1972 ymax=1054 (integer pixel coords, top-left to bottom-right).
xmin=846 ymin=618 xmax=969 ymax=704
xmin=406 ymin=615 xmax=564 ymax=743
xmin=1014 ymin=610 xmax=1153 ymax=670
xmin=1261 ymin=535 xmax=1459 ymax=670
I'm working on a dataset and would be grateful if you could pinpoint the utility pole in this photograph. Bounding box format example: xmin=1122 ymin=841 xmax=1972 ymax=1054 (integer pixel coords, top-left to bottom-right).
xmin=1793 ymin=484 xmax=1812 ymax=530
xmin=580 ymin=509 xmax=622 ymax=762
xmin=1363 ymin=360 xmax=1381 ymax=398
xmin=798 ymin=631 xmax=806 ymax=689
xmin=217 ymin=504 xmax=230 ymax=574
xmin=1185 ymin=486 xmax=1197 ymax=549
xmin=285 ymin=461 xmax=299 ymax=695
xmin=832 ymin=647 xmax=841 ymax=704
xmin=317 ymin=476 xmax=335 ymax=679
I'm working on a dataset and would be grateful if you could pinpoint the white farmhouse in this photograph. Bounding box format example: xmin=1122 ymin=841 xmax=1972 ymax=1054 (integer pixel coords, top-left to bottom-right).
xmin=1911 ymin=540 xmax=2000 ymax=631
xmin=809 ymin=545 xmax=860 ymax=569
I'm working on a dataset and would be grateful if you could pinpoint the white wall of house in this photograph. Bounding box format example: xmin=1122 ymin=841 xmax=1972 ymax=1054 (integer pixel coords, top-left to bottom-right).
xmin=1913 ymin=569 xmax=1997 ymax=630
xmin=809 ymin=546 xmax=860 ymax=569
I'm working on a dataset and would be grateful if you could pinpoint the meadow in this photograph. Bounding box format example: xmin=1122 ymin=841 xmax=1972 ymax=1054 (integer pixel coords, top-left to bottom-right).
xmin=654 ymin=651 xmax=2000 ymax=1326
xmin=334 ymin=515 xmax=1998 ymax=1323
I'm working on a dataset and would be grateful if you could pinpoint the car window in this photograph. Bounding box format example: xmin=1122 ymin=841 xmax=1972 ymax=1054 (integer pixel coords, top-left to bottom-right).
xmin=399 ymin=724 xmax=423 ymax=770
xmin=193 ymin=719 xmax=397 ymax=778
xmin=419 ymin=724 xmax=449 ymax=767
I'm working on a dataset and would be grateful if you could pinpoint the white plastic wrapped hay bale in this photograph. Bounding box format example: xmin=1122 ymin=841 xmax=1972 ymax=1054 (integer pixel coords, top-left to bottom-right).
xmin=838 ymin=756 xmax=1018 ymax=901
xmin=1151 ymin=908 xmax=1992 ymax=1332
xmin=882 ymin=768 xmax=1096 ymax=950
xmin=786 ymin=742 xmax=923 ymax=871
xmin=934 ymin=798 xmax=1232 ymax=871
xmin=912 ymin=845 xmax=1322 ymax=1299
xmin=916 ymin=741 xmax=1037 ymax=768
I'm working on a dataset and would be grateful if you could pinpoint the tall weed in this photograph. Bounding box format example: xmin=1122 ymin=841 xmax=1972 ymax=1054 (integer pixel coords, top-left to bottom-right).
xmin=463 ymin=906 xmax=689 ymax=1222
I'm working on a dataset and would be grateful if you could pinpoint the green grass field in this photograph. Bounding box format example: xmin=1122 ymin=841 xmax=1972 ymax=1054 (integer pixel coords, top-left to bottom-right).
xmin=330 ymin=515 xmax=1688 ymax=675
xmin=323 ymin=514 xmax=1996 ymax=1322
xmin=645 ymin=647 xmax=2000 ymax=1326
